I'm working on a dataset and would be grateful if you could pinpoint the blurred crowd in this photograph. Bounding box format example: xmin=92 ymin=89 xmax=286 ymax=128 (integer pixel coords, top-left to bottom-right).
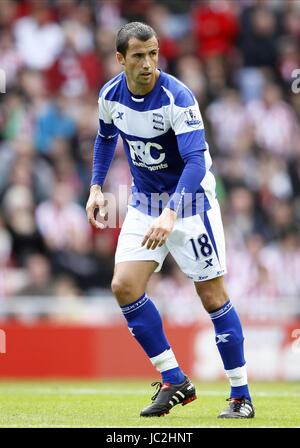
xmin=0 ymin=0 xmax=300 ymax=319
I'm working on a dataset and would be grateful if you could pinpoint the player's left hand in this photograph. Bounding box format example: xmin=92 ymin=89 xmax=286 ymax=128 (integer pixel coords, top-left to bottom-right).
xmin=141 ymin=208 xmax=177 ymax=250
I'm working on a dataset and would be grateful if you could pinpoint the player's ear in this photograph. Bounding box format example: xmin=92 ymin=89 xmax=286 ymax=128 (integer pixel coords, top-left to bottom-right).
xmin=116 ymin=52 xmax=125 ymax=66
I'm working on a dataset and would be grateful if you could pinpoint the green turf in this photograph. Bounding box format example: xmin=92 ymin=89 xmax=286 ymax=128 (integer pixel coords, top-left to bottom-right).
xmin=0 ymin=380 xmax=299 ymax=428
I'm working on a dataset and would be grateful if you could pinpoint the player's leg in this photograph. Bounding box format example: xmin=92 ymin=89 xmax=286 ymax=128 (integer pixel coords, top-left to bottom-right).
xmin=194 ymin=276 xmax=254 ymax=418
xmin=112 ymin=260 xmax=186 ymax=383
xmin=111 ymin=260 xmax=155 ymax=306
xmin=113 ymin=207 xmax=196 ymax=416
xmin=112 ymin=261 xmax=196 ymax=417
xmin=168 ymin=200 xmax=254 ymax=418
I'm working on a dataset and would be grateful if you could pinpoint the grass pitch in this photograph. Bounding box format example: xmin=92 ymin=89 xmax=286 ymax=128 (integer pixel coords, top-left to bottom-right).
xmin=0 ymin=380 xmax=299 ymax=428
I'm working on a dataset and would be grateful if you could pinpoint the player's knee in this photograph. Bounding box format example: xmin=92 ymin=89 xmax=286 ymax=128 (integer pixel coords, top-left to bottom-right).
xmin=196 ymin=286 xmax=228 ymax=313
xmin=202 ymin=294 xmax=227 ymax=313
xmin=111 ymin=276 xmax=135 ymax=303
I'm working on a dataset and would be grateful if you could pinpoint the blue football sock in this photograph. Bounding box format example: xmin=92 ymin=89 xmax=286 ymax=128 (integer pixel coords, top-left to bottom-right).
xmin=121 ymin=293 xmax=185 ymax=384
xmin=209 ymin=300 xmax=251 ymax=401
xmin=161 ymin=367 xmax=185 ymax=384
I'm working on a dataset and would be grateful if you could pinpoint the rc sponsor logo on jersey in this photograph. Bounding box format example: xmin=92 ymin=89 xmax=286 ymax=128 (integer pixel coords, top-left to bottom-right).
xmin=126 ymin=139 xmax=168 ymax=171
xmin=184 ymin=108 xmax=202 ymax=128
xmin=152 ymin=113 xmax=164 ymax=131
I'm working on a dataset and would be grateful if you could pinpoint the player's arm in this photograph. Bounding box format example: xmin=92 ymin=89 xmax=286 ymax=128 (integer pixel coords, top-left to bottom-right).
xmin=141 ymin=207 xmax=177 ymax=250
xmin=86 ymin=95 xmax=119 ymax=229
xmin=142 ymin=93 xmax=207 ymax=250
xmin=141 ymin=150 xmax=206 ymax=250
xmin=166 ymin=93 xmax=207 ymax=215
xmin=166 ymin=146 xmax=206 ymax=214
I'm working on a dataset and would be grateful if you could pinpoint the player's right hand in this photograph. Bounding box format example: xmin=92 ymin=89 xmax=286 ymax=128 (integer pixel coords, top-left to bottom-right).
xmin=86 ymin=185 xmax=106 ymax=230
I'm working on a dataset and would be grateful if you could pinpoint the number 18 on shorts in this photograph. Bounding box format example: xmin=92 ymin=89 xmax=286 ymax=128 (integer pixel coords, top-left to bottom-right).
xmin=115 ymin=200 xmax=227 ymax=282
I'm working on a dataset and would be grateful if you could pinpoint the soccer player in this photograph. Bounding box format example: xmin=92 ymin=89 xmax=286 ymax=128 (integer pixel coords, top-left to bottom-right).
xmin=86 ymin=22 xmax=255 ymax=419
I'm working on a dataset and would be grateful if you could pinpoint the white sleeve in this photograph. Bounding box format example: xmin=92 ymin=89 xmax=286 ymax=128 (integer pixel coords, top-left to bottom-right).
xmin=98 ymin=95 xmax=118 ymax=138
xmin=171 ymin=99 xmax=204 ymax=136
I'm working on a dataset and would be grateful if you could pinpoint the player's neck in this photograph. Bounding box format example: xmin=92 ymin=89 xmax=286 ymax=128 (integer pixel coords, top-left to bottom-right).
xmin=126 ymin=69 xmax=160 ymax=96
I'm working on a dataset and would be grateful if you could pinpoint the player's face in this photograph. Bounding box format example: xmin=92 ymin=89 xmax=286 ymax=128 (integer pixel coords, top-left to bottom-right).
xmin=117 ymin=36 xmax=159 ymax=95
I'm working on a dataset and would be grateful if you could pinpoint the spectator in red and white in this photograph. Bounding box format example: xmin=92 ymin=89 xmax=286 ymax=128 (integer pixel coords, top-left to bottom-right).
xmin=257 ymin=153 xmax=293 ymax=212
xmin=45 ymin=4 xmax=104 ymax=97
xmin=175 ymin=55 xmax=207 ymax=103
xmin=13 ymin=1 xmax=64 ymax=70
xmin=246 ymin=82 xmax=300 ymax=158
xmin=192 ymin=0 xmax=239 ymax=61
xmin=0 ymin=30 xmax=23 ymax=88
xmin=260 ymin=228 xmax=300 ymax=297
xmin=95 ymin=0 xmax=123 ymax=31
xmin=35 ymin=182 xmax=91 ymax=253
xmin=206 ymin=88 xmax=249 ymax=154
xmin=226 ymin=233 xmax=278 ymax=304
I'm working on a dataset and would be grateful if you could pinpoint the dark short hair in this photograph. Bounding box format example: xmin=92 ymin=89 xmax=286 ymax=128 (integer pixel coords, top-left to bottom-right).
xmin=116 ymin=22 xmax=158 ymax=56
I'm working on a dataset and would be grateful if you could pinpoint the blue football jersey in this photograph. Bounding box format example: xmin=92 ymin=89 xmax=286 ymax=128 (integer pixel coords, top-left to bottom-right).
xmin=98 ymin=70 xmax=216 ymax=215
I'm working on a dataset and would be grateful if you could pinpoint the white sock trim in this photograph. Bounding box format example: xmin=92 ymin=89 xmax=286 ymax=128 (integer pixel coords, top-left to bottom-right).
xmin=150 ymin=348 xmax=179 ymax=373
xmin=225 ymin=365 xmax=248 ymax=387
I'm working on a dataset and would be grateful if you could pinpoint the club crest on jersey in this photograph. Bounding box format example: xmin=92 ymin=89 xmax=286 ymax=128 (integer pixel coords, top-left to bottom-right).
xmin=152 ymin=113 xmax=164 ymax=131
xmin=184 ymin=108 xmax=202 ymax=128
